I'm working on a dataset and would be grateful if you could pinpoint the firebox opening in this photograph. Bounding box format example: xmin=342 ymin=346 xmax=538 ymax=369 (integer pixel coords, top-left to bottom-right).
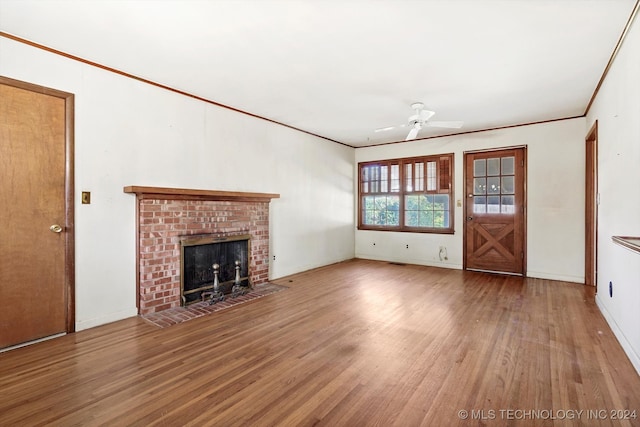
xmin=180 ymin=234 xmax=251 ymax=306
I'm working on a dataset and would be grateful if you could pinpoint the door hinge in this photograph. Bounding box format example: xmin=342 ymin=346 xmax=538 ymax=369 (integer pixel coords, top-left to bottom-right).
xmin=521 ymin=252 xmax=524 ymax=259
xmin=596 ymin=193 xmax=600 ymax=205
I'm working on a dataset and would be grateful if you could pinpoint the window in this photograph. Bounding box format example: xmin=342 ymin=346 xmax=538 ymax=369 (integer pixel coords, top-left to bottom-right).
xmin=472 ymin=156 xmax=515 ymax=214
xmin=359 ymin=154 xmax=454 ymax=233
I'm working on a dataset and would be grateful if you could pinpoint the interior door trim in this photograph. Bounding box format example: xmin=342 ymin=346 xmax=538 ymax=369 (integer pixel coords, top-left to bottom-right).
xmin=585 ymin=121 xmax=598 ymax=288
xmin=0 ymin=76 xmax=75 ymax=332
xmin=463 ymin=145 xmax=527 ymax=276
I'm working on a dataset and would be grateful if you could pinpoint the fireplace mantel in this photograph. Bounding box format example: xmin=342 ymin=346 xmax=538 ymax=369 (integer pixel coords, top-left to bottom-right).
xmin=124 ymin=186 xmax=280 ymax=202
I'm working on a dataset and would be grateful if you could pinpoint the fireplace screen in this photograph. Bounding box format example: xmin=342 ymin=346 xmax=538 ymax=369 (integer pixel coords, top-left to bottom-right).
xmin=180 ymin=234 xmax=250 ymax=305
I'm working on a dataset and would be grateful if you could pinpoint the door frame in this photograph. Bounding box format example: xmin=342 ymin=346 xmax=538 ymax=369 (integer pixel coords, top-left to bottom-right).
xmin=463 ymin=145 xmax=527 ymax=275
xmin=1 ymin=76 xmax=75 ymax=332
xmin=585 ymin=121 xmax=598 ymax=289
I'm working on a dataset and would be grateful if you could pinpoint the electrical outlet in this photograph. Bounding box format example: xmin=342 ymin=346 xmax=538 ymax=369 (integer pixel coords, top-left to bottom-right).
xmin=406 ymin=244 xmax=409 ymax=249
xmin=273 ymin=255 xmax=276 ymax=261
xmin=609 ymin=281 xmax=613 ymax=297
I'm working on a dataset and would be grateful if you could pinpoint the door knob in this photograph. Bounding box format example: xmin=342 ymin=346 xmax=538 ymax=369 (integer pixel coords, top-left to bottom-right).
xmin=50 ymin=224 xmax=63 ymax=233
xmin=466 ymin=217 xmax=473 ymax=221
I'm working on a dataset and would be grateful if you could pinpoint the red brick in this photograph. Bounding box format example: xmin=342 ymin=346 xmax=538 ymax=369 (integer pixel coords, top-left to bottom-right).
xmin=137 ymin=197 xmax=272 ymax=314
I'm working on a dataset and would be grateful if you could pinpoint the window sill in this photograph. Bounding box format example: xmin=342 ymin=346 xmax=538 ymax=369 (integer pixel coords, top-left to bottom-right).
xmin=357 ymin=226 xmax=455 ymax=235
xmin=612 ymin=236 xmax=640 ymax=254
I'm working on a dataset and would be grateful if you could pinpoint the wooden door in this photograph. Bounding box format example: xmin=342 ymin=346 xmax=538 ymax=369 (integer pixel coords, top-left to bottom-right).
xmin=585 ymin=122 xmax=598 ymax=288
xmin=464 ymin=147 xmax=526 ymax=275
xmin=0 ymin=77 xmax=74 ymax=349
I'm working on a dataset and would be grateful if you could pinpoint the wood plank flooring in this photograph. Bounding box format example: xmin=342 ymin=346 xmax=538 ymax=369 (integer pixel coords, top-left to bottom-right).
xmin=1 ymin=259 xmax=639 ymax=426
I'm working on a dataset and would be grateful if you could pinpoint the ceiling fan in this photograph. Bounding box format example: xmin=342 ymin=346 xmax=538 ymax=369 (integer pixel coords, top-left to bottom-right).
xmin=375 ymin=102 xmax=463 ymax=141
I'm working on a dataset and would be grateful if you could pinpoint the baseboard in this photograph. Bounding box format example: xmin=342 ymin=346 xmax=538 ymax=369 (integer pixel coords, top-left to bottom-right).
xmin=596 ymin=295 xmax=640 ymax=376
xmin=355 ymin=254 xmax=461 ymax=270
xmin=525 ymin=270 xmax=584 ymax=283
xmin=75 ymin=307 xmax=139 ymax=331
xmin=270 ymin=256 xmax=354 ymax=280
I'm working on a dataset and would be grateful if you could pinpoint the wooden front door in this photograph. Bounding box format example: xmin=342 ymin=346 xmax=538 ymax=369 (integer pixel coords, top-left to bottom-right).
xmin=0 ymin=77 xmax=74 ymax=349
xmin=464 ymin=147 xmax=526 ymax=275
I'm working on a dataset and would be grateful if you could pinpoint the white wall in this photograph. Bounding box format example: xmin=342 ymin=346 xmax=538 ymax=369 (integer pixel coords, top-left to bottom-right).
xmin=0 ymin=37 xmax=355 ymax=330
xmin=586 ymin=12 xmax=640 ymax=375
xmin=355 ymin=118 xmax=586 ymax=283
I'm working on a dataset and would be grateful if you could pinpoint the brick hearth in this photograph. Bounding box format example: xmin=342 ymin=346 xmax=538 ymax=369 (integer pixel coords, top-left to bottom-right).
xmin=124 ymin=187 xmax=279 ymax=315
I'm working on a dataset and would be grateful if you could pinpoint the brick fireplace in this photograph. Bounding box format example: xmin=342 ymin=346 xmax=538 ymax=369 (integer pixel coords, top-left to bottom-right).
xmin=124 ymin=186 xmax=279 ymax=315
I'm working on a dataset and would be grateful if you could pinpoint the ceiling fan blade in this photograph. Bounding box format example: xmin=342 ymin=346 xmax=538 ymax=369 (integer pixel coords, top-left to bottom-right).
xmin=405 ymin=126 xmax=420 ymax=141
xmin=425 ymin=121 xmax=464 ymax=129
xmin=374 ymin=123 xmax=407 ymax=133
xmin=419 ymin=110 xmax=436 ymax=121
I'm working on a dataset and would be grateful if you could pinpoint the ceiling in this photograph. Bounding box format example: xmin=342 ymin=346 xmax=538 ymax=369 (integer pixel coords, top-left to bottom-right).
xmin=0 ymin=0 xmax=636 ymax=147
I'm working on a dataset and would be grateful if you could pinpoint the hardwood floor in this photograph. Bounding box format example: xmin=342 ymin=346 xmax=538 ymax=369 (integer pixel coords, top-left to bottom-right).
xmin=1 ymin=259 xmax=639 ymax=426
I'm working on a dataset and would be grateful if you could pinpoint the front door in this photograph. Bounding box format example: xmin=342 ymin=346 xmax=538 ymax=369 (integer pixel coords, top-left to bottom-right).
xmin=464 ymin=147 xmax=526 ymax=275
xmin=0 ymin=77 xmax=74 ymax=349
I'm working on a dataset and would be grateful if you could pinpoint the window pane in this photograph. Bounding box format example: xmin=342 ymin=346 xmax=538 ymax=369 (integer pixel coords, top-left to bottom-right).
xmin=388 ymin=197 xmax=399 ymax=211
xmin=501 ymin=157 xmax=515 ymax=175
xmin=487 ymin=177 xmax=500 ymax=194
xmin=433 ymin=210 xmax=445 ymax=228
xmin=405 ymin=210 xmax=419 ymax=227
xmin=365 ymin=209 xmax=376 ymax=224
xmin=362 ymin=167 xmax=370 ymax=193
xmin=487 ymin=195 xmax=500 ymax=213
xmin=387 ymin=196 xmax=400 ymax=225
xmin=415 ymin=162 xmax=425 ymax=191
xmin=381 ymin=166 xmax=388 ymax=192
xmin=502 ymin=176 xmax=514 ymax=194
xmin=474 ymin=178 xmax=486 ymax=195
xmin=420 ymin=195 xmax=433 ymax=210
xmin=404 ymin=194 xmax=448 ymax=229
xmin=474 ymin=159 xmax=486 ymax=177
xmin=374 ymin=195 xmax=387 ymax=210
xmin=405 ymin=163 xmax=413 ymax=192
xmin=487 ymin=158 xmax=500 ymax=176
xmin=371 ymin=182 xmax=379 ymax=193
xmin=406 ymin=195 xmax=419 ymax=210
xmin=426 ymin=161 xmax=436 ymax=191
xmin=501 ymin=195 xmax=515 ymax=213
xmin=390 ymin=164 xmax=400 ymax=192
xmin=368 ymin=166 xmax=377 ymax=193
xmin=433 ymin=194 xmax=449 ymax=209
xmin=420 ymin=211 xmax=434 ymax=227
xmin=387 ymin=209 xmax=399 ymax=225
xmin=362 ymin=196 xmax=400 ymax=226
xmin=474 ymin=196 xmax=486 ymax=213
xmin=364 ymin=196 xmax=375 ymax=210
